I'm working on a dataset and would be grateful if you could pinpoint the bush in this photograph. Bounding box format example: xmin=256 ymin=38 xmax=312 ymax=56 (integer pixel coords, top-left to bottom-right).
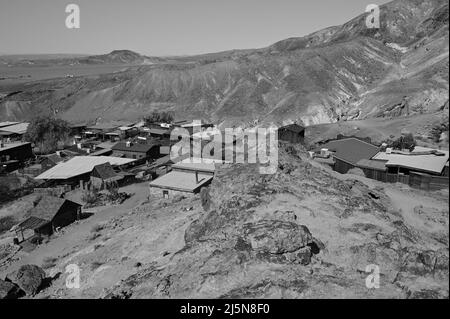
xmin=91 ymin=223 xmax=105 ymax=233
xmin=24 ymin=116 xmax=70 ymax=154
xmin=41 ymin=257 xmax=58 ymax=269
xmin=82 ymin=188 xmax=99 ymax=206
xmin=390 ymin=133 xmax=416 ymax=151
xmin=0 ymin=216 xmax=16 ymax=234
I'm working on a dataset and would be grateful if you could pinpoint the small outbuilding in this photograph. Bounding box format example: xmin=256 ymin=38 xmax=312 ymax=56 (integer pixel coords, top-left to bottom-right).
xmin=90 ymin=162 xmax=124 ymax=189
xmin=278 ymin=124 xmax=305 ymax=144
xmin=16 ymin=196 xmax=82 ymax=241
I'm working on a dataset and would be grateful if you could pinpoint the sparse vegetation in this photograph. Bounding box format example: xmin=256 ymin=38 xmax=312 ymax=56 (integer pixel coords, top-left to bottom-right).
xmin=91 ymin=223 xmax=105 ymax=233
xmin=389 ymin=133 xmax=416 ymax=151
xmin=430 ymin=120 xmax=449 ymax=143
xmin=41 ymin=257 xmax=58 ymax=269
xmin=82 ymin=187 xmax=100 ymax=207
xmin=91 ymin=261 xmax=104 ymax=271
xmin=144 ymin=111 xmax=174 ymax=125
xmin=24 ymin=116 xmax=70 ymax=154
xmin=0 ymin=216 xmax=16 ymax=234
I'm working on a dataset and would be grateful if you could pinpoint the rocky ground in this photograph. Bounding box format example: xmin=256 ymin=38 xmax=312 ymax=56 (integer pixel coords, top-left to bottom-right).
xmin=0 ymin=145 xmax=448 ymax=299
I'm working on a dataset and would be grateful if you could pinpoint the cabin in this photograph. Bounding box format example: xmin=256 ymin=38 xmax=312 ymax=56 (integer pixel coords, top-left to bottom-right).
xmin=278 ymin=124 xmax=305 ymax=144
xmin=15 ymin=196 xmax=82 ymax=241
xmin=314 ymin=137 xmax=380 ymax=174
xmin=112 ymin=141 xmax=161 ymax=161
xmin=149 ymin=158 xmax=216 ymax=197
xmin=363 ymin=146 xmax=449 ymax=190
xmin=90 ymin=162 xmax=125 ymax=189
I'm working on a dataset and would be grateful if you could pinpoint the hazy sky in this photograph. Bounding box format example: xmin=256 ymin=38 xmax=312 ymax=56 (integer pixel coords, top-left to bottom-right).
xmin=0 ymin=0 xmax=390 ymax=56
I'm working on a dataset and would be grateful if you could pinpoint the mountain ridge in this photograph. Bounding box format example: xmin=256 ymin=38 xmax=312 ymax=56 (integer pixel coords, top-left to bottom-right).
xmin=0 ymin=0 xmax=448 ymax=128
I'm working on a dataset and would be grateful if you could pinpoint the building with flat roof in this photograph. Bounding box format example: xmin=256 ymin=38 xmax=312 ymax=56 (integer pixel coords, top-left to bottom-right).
xmin=149 ymin=158 xmax=217 ymax=197
xmin=371 ymin=146 xmax=449 ymax=176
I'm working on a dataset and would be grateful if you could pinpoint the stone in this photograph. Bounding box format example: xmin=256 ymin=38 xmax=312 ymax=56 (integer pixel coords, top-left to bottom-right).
xmin=0 ymin=279 xmax=22 ymax=299
xmin=243 ymin=220 xmax=313 ymax=254
xmin=6 ymin=264 xmax=47 ymax=296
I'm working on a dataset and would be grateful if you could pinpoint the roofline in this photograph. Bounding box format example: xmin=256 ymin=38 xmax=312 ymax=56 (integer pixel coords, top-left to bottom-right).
xmin=385 ymin=163 xmax=445 ymax=175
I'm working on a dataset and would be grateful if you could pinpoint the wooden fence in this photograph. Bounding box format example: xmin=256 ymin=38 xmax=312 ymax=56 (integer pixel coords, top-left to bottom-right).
xmin=361 ymin=168 xmax=448 ymax=191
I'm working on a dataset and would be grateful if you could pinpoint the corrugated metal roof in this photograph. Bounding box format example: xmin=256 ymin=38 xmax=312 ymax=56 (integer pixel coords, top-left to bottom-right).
xmin=149 ymin=170 xmax=213 ymax=192
xmin=35 ymin=156 xmax=135 ymax=179
xmin=0 ymin=121 xmax=19 ymax=128
xmin=18 ymin=216 xmax=49 ymax=230
xmin=112 ymin=141 xmax=160 ymax=153
xmin=372 ymin=147 xmax=449 ymax=174
xmin=172 ymin=158 xmax=218 ymax=173
xmin=0 ymin=122 xmax=29 ymax=135
xmin=320 ymin=138 xmax=380 ymax=165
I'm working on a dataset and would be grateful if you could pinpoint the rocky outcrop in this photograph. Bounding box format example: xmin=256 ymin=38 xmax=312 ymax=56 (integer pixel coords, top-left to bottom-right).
xmin=5 ymin=265 xmax=47 ymax=296
xmin=0 ymin=279 xmax=22 ymax=299
xmin=102 ymin=145 xmax=448 ymax=299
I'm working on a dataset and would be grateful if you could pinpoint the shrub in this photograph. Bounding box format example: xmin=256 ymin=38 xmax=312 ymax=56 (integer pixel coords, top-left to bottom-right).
xmin=91 ymin=261 xmax=104 ymax=271
xmin=91 ymin=223 xmax=105 ymax=233
xmin=0 ymin=216 xmax=16 ymax=234
xmin=41 ymin=257 xmax=58 ymax=269
xmin=82 ymin=188 xmax=99 ymax=206
xmin=390 ymin=133 xmax=416 ymax=151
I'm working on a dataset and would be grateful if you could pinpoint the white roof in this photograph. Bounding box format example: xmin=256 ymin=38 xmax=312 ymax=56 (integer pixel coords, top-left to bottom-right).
xmin=35 ymin=156 xmax=135 ymax=180
xmin=0 ymin=121 xmax=19 ymax=128
xmin=372 ymin=146 xmax=449 ymax=174
xmin=0 ymin=122 xmax=29 ymax=134
xmin=172 ymin=157 xmax=222 ymax=173
xmin=149 ymin=170 xmax=213 ymax=192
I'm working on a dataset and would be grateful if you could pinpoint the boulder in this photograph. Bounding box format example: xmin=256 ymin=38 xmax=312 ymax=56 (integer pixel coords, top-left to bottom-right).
xmin=0 ymin=279 xmax=22 ymax=299
xmin=6 ymin=264 xmax=46 ymax=296
xmin=243 ymin=220 xmax=313 ymax=254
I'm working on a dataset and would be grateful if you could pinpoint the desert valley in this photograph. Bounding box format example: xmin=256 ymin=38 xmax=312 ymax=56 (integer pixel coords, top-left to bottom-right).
xmin=0 ymin=0 xmax=448 ymax=300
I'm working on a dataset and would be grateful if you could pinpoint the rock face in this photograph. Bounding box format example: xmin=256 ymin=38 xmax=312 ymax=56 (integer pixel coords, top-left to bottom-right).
xmin=5 ymin=265 xmax=46 ymax=296
xmin=0 ymin=279 xmax=22 ymax=299
xmin=243 ymin=220 xmax=312 ymax=254
xmin=104 ymin=145 xmax=448 ymax=299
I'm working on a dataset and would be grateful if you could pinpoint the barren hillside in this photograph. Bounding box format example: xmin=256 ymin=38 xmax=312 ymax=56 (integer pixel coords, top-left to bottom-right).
xmin=0 ymin=0 xmax=448 ymax=126
xmin=2 ymin=144 xmax=446 ymax=298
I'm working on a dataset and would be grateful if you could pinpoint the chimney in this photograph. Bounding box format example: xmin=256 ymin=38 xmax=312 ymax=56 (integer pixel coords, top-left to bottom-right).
xmin=195 ymin=171 xmax=199 ymax=184
xmin=56 ymin=151 xmax=61 ymax=157
xmin=77 ymin=143 xmax=82 ymax=150
xmin=126 ymin=141 xmax=132 ymax=148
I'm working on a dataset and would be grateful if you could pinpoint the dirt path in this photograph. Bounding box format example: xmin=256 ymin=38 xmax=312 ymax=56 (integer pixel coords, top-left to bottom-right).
xmin=0 ymin=182 xmax=150 ymax=278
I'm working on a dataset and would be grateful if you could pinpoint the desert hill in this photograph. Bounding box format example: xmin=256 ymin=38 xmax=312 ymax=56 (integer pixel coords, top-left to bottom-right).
xmin=0 ymin=0 xmax=448 ymax=128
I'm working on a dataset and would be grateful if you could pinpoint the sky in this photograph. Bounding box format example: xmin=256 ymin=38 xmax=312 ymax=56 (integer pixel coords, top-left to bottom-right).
xmin=0 ymin=0 xmax=390 ymax=56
